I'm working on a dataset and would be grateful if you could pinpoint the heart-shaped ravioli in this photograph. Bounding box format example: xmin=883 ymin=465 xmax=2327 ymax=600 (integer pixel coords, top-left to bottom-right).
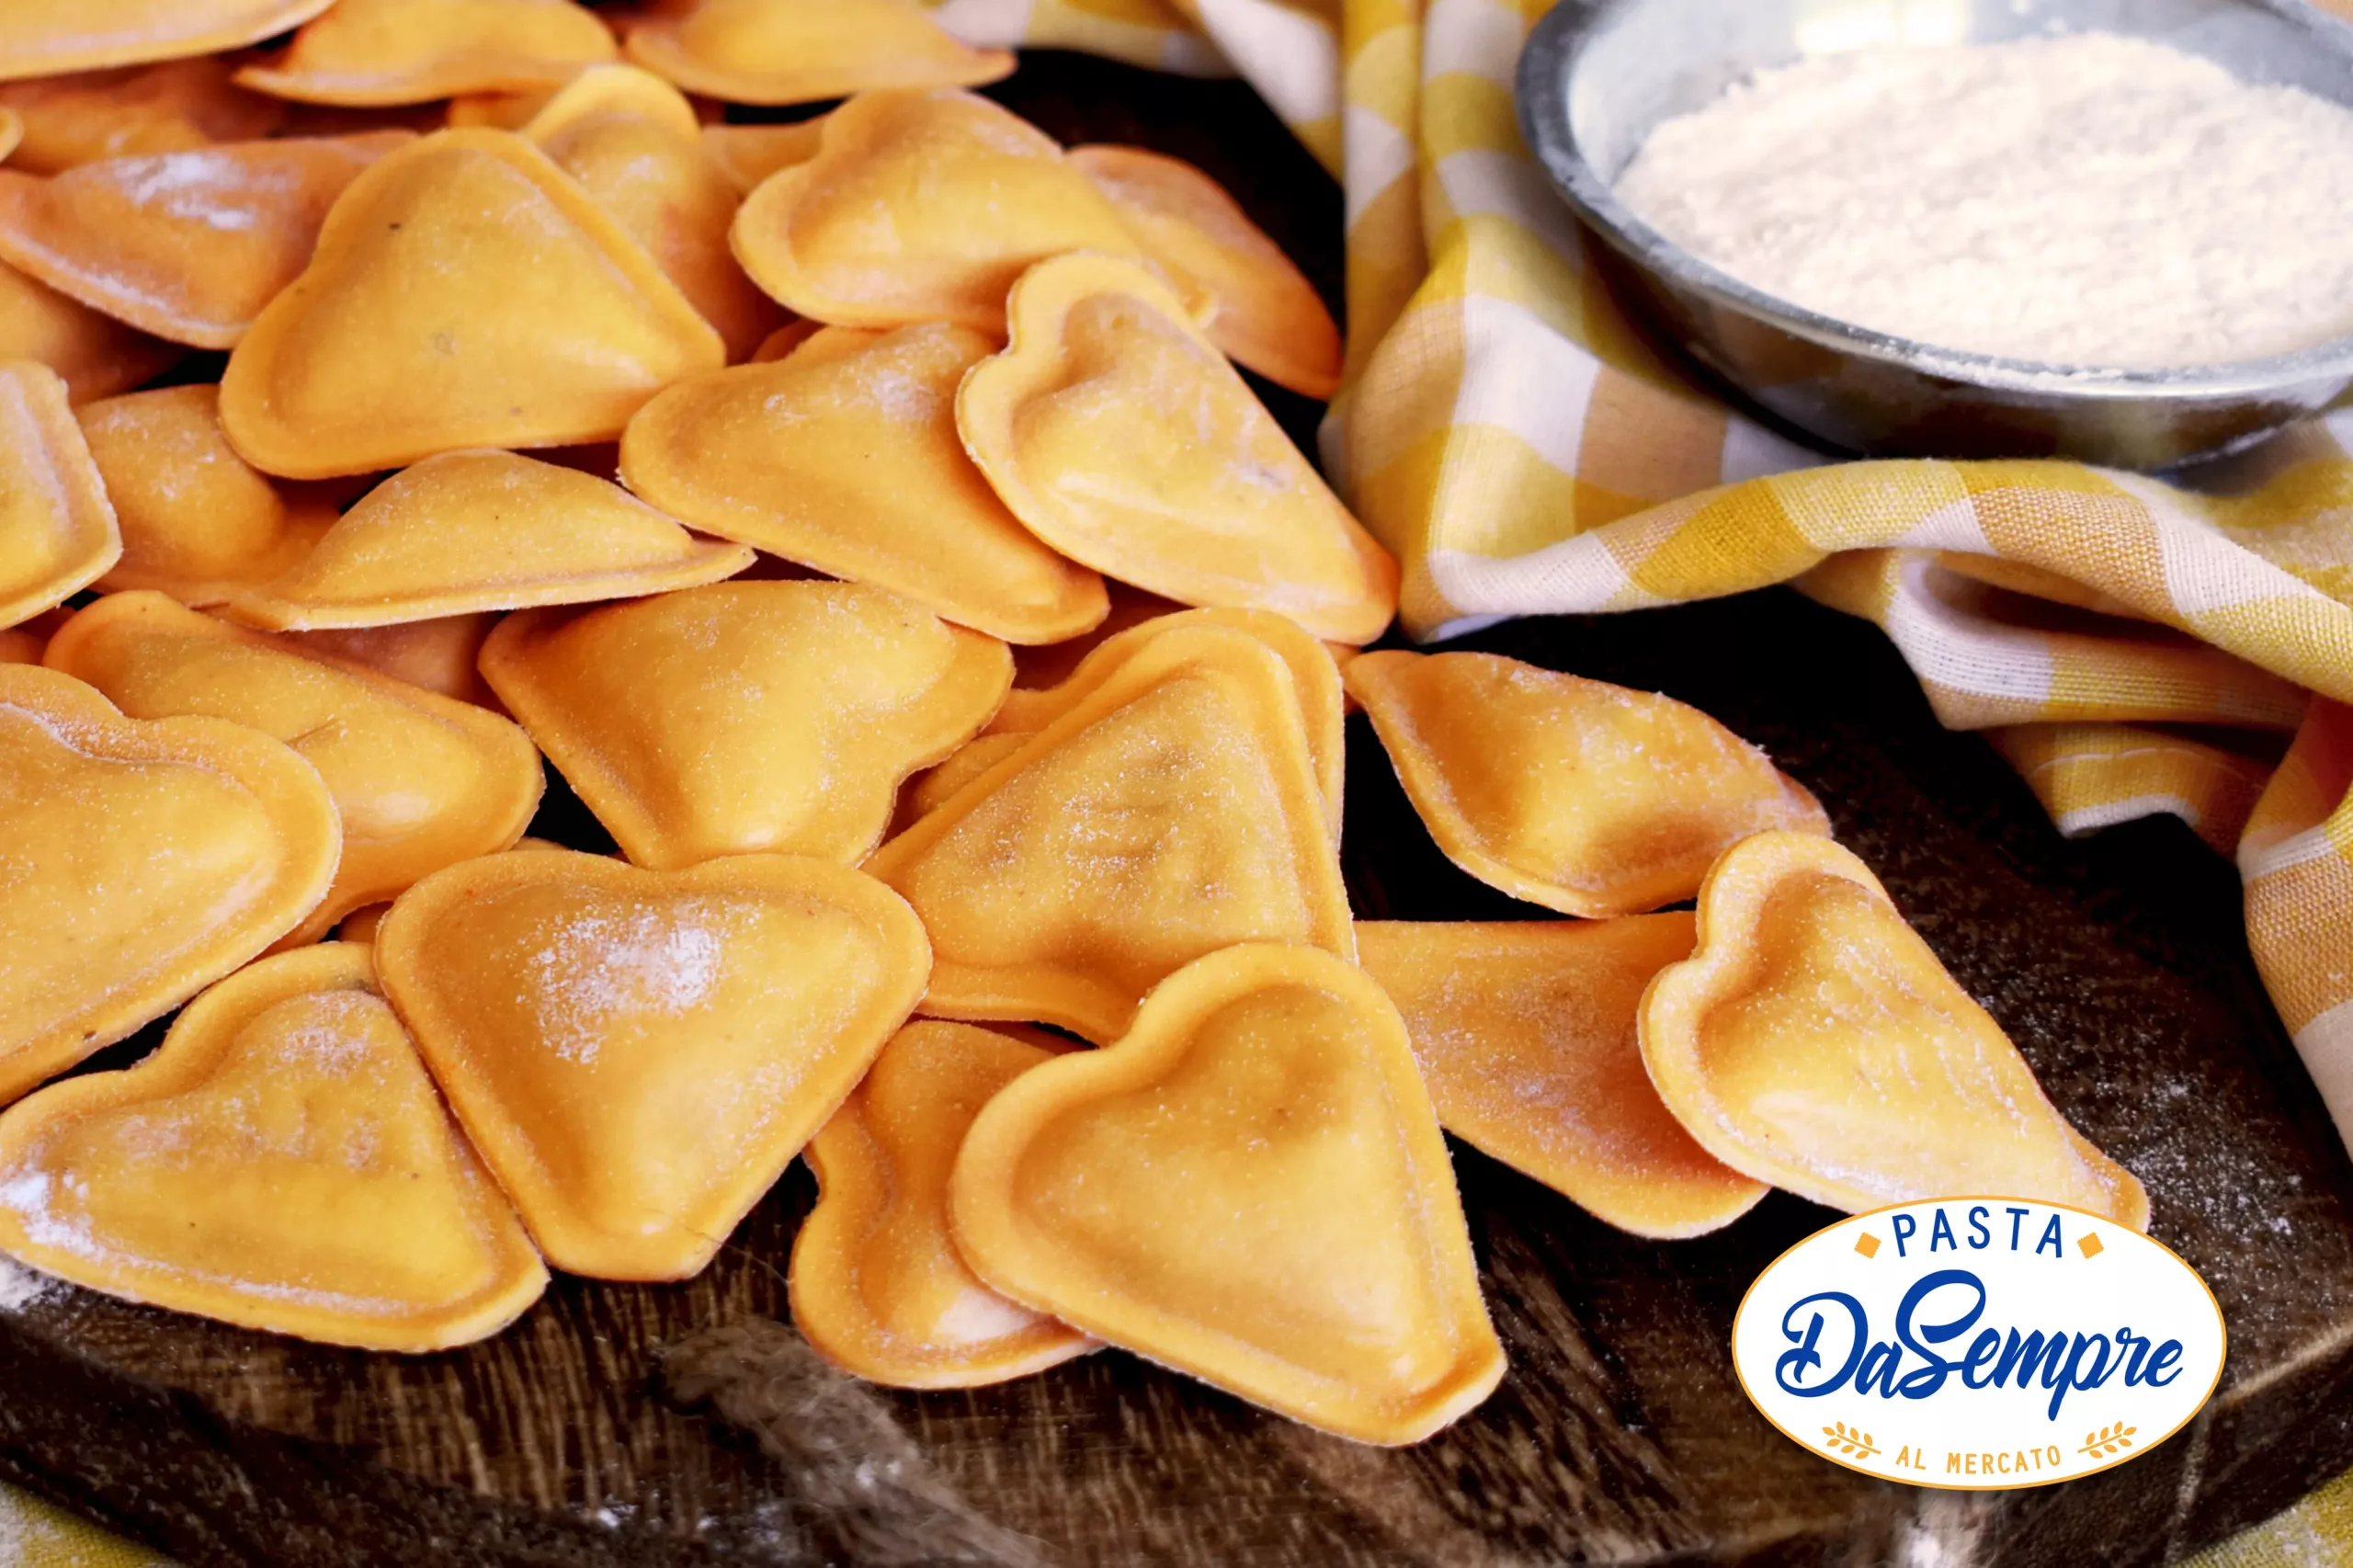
xmin=444 ymin=86 xmax=559 ymax=130
xmin=480 ymin=580 xmax=1010 ymax=869
xmin=899 ymin=733 xmax=1028 ymax=827
xmin=234 ymin=0 xmax=619 ymax=107
xmin=0 ymin=608 xmax=68 ymax=666
xmin=624 ymin=0 xmax=1012 ymax=107
xmin=867 ymin=624 xmax=1352 ymax=1044
xmin=335 ymin=904 xmax=390 ymax=944
xmin=46 ymin=592 xmax=544 ymax=945
xmin=0 ymin=665 xmax=339 ymax=1105
xmin=0 ymin=1 xmax=339 ymax=82
xmin=702 ymin=119 xmax=824 ymax=195
xmin=520 ymin=65 xmax=779 ymax=362
xmin=793 ymin=1019 xmax=1094 ymax=1387
xmin=620 ymin=323 xmax=1108 ymax=644
xmin=746 ymin=317 xmax=819 ymax=361
xmin=338 ymin=835 xmax=570 ymax=944
xmin=986 ymin=607 xmax=1345 ymax=841
xmin=0 ymin=260 xmax=182 ymax=401
xmin=223 ymin=449 xmax=752 ymax=630
xmin=218 ymin=129 xmax=723 ymax=479
xmin=1006 ymin=583 xmax=1183 ymax=687
xmin=959 ymin=254 xmax=1398 ymax=645
xmin=0 ymin=360 xmax=119 ymax=629
xmin=375 ymin=850 xmax=931 ymax=1279
xmin=1357 ymin=917 xmax=1767 ymax=1238
xmin=951 ymin=942 xmax=1504 ymax=1443
xmin=1347 ymin=651 xmax=1831 ymax=917
xmin=0 ymin=134 xmax=408 ymax=349
xmin=1068 ymin=145 xmax=1341 ymax=399
xmin=728 ymin=88 xmax=1144 ymax=332
xmin=283 ymin=612 xmax=505 ymax=707
xmin=79 ymin=385 xmax=337 ymax=606
xmin=1643 ymin=832 xmax=2150 ymax=1226
xmin=0 ymin=59 xmax=285 ymax=175
xmin=0 ymin=943 xmax=547 ymax=1348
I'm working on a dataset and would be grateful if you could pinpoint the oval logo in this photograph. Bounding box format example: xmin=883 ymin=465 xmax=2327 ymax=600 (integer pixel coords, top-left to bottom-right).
xmin=1732 ymin=1199 xmax=2224 ymax=1489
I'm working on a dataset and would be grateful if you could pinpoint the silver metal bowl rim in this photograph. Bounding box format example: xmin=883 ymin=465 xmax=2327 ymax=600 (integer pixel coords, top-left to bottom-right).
xmin=1515 ymin=0 xmax=2353 ymax=404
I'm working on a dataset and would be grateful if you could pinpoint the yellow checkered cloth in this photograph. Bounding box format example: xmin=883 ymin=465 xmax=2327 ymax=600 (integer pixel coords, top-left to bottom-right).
xmin=14 ymin=3 xmax=2353 ymax=1562
xmin=0 ymin=1489 xmax=168 ymax=1567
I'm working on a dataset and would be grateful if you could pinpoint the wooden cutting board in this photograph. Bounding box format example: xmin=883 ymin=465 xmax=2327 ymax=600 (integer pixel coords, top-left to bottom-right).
xmin=6 ymin=51 xmax=2353 ymax=1568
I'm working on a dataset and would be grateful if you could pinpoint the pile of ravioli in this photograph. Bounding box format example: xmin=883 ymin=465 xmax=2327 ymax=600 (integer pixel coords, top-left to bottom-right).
xmin=0 ymin=0 xmax=2145 ymax=1449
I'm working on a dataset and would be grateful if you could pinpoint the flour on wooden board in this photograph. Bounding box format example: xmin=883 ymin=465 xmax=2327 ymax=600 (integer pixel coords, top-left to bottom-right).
xmin=0 ymin=1253 xmax=57 ymax=1312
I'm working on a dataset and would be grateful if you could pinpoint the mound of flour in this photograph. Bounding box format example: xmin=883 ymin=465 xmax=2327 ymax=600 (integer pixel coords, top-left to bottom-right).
xmin=1614 ymin=32 xmax=2353 ymax=369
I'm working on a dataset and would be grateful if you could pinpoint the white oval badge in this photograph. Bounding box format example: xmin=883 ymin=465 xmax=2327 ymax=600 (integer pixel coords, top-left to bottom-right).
xmin=1733 ymin=1199 xmax=2224 ymax=1489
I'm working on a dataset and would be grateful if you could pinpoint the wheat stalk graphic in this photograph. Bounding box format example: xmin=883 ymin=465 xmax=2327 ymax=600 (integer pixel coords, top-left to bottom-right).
xmin=2079 ymin=1423 xmax=2138 ymax=1459
xmin=1822 ymin=1422 xmax=1880 ymax=1460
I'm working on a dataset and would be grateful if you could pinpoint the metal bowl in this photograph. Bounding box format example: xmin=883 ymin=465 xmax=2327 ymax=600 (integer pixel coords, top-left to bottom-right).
xmin=1516 ymin=0 xmax=2353 ymax=470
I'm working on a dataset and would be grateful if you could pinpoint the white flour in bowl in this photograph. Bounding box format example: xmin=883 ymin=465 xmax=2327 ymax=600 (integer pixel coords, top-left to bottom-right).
xmin=1613 ymin=31 xmax=2353 ymax=369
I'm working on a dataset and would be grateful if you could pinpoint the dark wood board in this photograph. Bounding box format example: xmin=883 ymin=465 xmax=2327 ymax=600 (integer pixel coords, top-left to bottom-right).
xmin=6 ymin=49 xmax=2353 ymax=1568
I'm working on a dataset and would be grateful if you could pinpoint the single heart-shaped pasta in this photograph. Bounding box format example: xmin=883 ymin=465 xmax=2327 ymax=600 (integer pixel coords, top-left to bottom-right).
xmin=0 ymin=664 xmax=339 ymax=1105
xmin=793 ymin=1019 xmax=1095 ymax=1387
xmin=234 ymin=0 xmax=619 ymax=107
xmin=0 ymin=1 xmax=340 ymax=83
xmin=985 ymin=607 xmax=1346 ymax=842
xmin=375 ymin=850 xmax=931 ymax=1279
xmin=0 ymin=944 xmax=547 ymax=1349
xmin=219 ymin=130 xmax=722 ymax=479
xmin=623 ymin=0 xmax=1011 ymax=107
xmin=868 ymin=624 xmax=1352 ymax=1043
xmin=1347 ymin=650 xmax=1831 ymax=916
xmin=479 ymin=580 xmax=1010 ymax=869
xmin=222 ymin=449 xmax=752 ymax=630
xmin=950 ymin=942 xmax=1505 ymax=1444
xmin=1642 ymin=831 xmax=2150 ymax=1227
xmin=958 ymin=253 xmax=1397 ymax=644
xmin=0 ymin=59 xmax=284 ymax=176
xmin=0 ymin=359 xmax=119 ymax=629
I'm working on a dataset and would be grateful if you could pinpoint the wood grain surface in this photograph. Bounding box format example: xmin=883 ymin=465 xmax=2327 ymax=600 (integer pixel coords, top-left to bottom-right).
xmin=4 ymin=51 xmax=2352 ymax=1568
